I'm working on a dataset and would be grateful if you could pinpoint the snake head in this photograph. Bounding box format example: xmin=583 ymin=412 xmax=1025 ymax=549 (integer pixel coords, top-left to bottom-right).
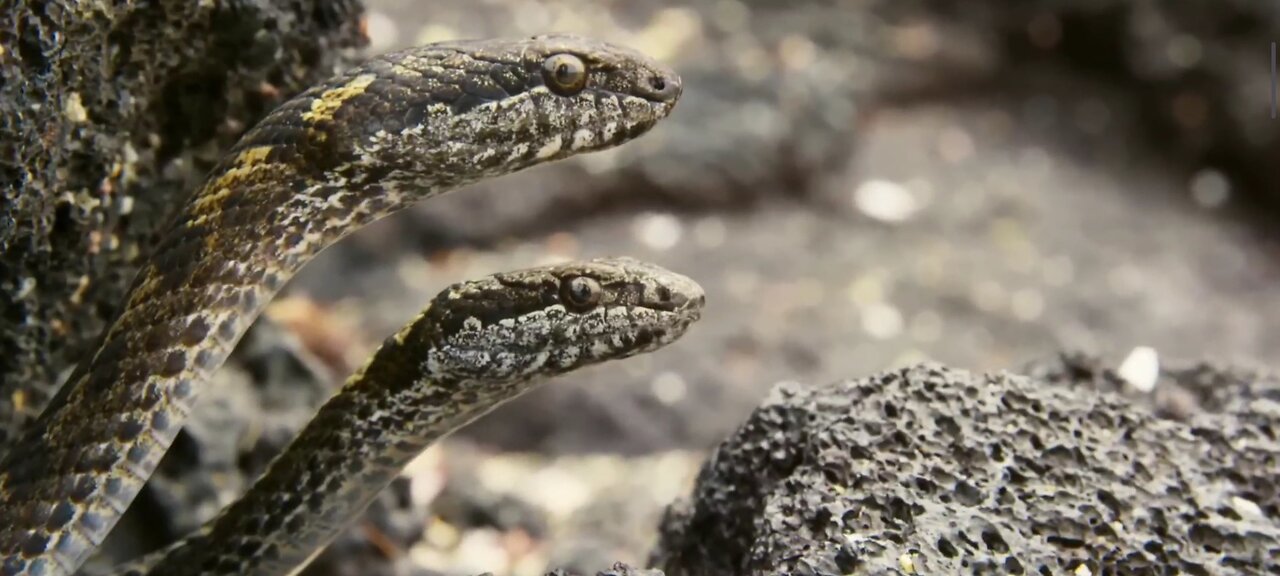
xmin=271 ymin=34 xmax=682 ymax=187
xmin=419 ymin=257 xmax=704 ymax=381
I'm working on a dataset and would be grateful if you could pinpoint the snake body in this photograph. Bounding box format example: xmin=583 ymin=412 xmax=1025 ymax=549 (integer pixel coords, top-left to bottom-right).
xmin=0 ymin=35 xmax=681 ymax=576
xmin=104 ymin=257 xmax=703 ymax=576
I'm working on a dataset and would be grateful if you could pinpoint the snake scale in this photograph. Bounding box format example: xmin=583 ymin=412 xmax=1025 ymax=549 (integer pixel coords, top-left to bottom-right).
xmin=0 ymin=35 xmax=682 ymax=576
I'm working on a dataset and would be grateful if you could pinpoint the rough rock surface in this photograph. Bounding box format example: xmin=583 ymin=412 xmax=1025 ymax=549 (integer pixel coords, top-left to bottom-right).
xmin=650 ymin=363 xmax=1279 ymax=575
xmin=0 ymin=0 xmax=368 ymax=443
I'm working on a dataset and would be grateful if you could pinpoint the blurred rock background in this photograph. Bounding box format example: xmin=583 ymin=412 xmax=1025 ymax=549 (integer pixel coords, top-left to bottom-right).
xmin=6 ymin=1 xmax=1277 ymax=575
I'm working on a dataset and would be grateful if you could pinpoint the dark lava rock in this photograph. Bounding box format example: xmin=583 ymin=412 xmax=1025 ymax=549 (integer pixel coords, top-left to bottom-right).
xmin=650 ymin=363 xmax=1279 ymax=575
xmin=0 ymin=0 xmax=367 ymax=446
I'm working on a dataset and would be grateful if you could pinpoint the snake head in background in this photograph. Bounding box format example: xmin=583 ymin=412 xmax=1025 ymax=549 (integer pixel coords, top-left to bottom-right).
xmin=230 ymin=33 xmax=685 ymax=192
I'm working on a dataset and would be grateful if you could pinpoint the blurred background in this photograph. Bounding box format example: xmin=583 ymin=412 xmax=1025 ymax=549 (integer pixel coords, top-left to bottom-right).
xmin=100 ymin=1 xmax=1280 ymax=575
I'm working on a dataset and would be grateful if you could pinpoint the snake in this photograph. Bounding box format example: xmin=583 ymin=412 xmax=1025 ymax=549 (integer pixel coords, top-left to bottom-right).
xmin=100 ymin=256 xmax=704 ymax=576
xmin=0 ymin=34 xmax=682 ymax=576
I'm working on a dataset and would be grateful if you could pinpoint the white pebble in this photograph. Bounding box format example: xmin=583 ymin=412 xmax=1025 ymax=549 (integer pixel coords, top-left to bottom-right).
xmin=633 ymin=212 xmax=683 ymax=251
xmin=1230 ymin=496 xmax=1264 ymax=520
xmin=63 ymin=92 xmax=87 ymax=123
xmin=861 ymin=302 xmax=904 ymax=340
xmin=1116 ymin=346 xmax=1159 ymax=392
xmin=852 ymin=179 xmax=920 ymax=223
xmin=650 ymin=371 xmax=687 ymax=405
xmin=452 ymin=530 xmax=508 ymax=574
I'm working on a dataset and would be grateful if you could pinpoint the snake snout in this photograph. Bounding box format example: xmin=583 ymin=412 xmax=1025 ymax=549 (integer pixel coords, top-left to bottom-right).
xmin=639 ymin=69 xmax=682 ymax=103
xmin=655 ymin=273 xmax=705 ymax=317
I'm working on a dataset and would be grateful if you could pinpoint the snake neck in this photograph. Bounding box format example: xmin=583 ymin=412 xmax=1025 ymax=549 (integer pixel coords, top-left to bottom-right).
xmin=0 ymin=172 xmax=438 ymax=575
xmin=117 ymin=337 xmax=541 ymax=576
xmin=102 ymin=253 xmax=708 ymax=576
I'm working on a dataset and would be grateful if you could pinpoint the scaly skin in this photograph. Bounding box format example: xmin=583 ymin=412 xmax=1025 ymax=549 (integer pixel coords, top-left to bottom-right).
xmin=101 ymin=257 xmax=703 ymax=576
xmin=0 ymin=35 xmax=681 ymax=576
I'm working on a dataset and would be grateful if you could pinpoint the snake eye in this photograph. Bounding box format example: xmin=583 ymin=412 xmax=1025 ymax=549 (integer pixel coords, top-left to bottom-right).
xmin=561 ymin=276 xmax=601 ymax=310
xmin=541 ymin=53 xmax=588 ymax=96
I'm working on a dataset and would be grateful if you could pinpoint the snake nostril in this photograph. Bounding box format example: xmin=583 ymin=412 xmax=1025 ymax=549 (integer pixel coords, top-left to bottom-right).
xmin=642 ymin=73 xmax=680 ymax=102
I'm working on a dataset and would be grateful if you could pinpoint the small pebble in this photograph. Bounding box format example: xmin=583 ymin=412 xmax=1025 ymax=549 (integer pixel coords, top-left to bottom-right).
xmin=861 ymin=302 xmax=904 ymax=340
xmin=525 ymin=466 xmax=591 ymax=517
xmin=1189 ymin=168 xmax=1230 ymax=208
xmin=898 ymin=552 xmax=917 ymax=573
xmin=1117 ymin=346 xmax=1159 ymax=393
xmin=650 ymin=371 xmax=688 ymax=405
xmin=633 ymin=212 xmax=683 ymax=251
xmin=422 ymin=516 xmax=461 ymax=549
xmin=63 ymin=92 xmax=88 ymax=123
xmin=852 ymin=179 xmax=920 ymax=223
xmin=1230 ymin=496 xmax=1264 ymax=520
xmin=452 ymin=529 xmax=508 ymax=575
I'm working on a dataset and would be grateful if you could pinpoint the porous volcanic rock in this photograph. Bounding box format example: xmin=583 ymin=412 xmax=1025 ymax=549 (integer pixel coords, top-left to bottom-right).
xmin=651 ymin=363 xmax=1279 ymax=575
xmin=0 ymin=0 xmax=367 ymax=445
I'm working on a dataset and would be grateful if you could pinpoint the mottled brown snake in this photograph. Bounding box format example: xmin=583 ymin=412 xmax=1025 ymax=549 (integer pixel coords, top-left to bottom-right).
xmin=0 ymin=35 xmax=684 ymax=576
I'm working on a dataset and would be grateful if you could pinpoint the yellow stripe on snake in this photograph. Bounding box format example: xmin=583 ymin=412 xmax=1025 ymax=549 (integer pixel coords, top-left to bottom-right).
xmin=0 ymin=35 xmax=684 ymax=576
